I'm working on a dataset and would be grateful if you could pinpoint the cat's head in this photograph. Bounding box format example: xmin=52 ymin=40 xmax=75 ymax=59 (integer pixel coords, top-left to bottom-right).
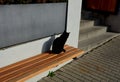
xmin=61 ymin=31 xmax=70 ymax=38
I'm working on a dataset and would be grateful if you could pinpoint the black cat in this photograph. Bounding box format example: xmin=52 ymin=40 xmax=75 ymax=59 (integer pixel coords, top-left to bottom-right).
xmin=52 ymin=31 xmax=70 ymax=54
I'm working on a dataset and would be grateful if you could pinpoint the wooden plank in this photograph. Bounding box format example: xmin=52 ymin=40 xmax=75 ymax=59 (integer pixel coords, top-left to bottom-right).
xmin=8 ymin=49 xmax=84 ymax=82
xmin=0 ymin=45 xmax=84 ymax=82
xmin=0 ymin=46 xmax=73 ymax=81
xmin=18 ymin=50 xmax=84 ymax=82
xmin=0 ymin=45 xmax=69 ymax=72
xmin=86 ymin=0 xmax=117 ymax=13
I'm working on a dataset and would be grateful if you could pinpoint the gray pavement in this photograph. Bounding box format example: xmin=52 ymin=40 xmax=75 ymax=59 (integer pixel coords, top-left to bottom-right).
xmin=38 ymin=35 xmax=120 ymax=82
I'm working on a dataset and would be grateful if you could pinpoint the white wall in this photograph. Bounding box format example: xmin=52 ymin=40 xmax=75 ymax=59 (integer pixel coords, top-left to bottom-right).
xmin=28 ymin=0 xmax=82 ymax=81
xmin=0 ymin=0 xmax=82 ymax=81
xmin=67 ymin=0 xmax=82 ymax=47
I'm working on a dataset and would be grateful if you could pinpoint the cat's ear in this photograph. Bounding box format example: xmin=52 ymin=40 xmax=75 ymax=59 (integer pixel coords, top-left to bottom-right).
xmin=67 ymin=32 xmax=70 ymax=34
xmin=65 ymin=31 xmax=70 ymax=33
xmin=66 ymin=32 xmax=70 ymax=35
xmin=63 ymin=49 xmax=66 ymax=52
xmin=63 ymin=31 xmax=70 ymax=34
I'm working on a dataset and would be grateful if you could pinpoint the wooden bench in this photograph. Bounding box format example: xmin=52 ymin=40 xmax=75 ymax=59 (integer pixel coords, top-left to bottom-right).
xmin=0 ymin=45 xmax=84 ymax=82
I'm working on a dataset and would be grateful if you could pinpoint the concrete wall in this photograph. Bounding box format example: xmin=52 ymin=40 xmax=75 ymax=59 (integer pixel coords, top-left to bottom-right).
xmin=0 ymin=0 xmax=82 ymax=81
xmin=106 ymin=13 xmax=120 ymax=33
xmin=106 ymin=5 xmax=120 ymax=33
xmin=0 ymin=3 xmax=66 ymax=48
xmin=67 ymin=0 xmax=82 ymax=47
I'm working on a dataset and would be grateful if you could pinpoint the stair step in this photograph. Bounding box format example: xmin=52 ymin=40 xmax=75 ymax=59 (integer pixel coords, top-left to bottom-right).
xmin=80 ymin=20 xmax=94 ymax=30
xmin=78 ymin=32 xmax=119 ymax=52
xmin=79 ymin=26 xmax=107 ymax=41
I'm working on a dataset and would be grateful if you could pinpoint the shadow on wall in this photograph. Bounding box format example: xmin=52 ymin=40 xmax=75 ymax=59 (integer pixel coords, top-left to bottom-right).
xmin=42 ymin=35 xmax=55 ymax=53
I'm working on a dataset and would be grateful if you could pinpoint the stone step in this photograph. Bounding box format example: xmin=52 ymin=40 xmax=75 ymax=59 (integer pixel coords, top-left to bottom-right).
xmin=78 ymin=32 xmax=119 ymax=53
xmin=80 ymin=20 xmax=94 ymax=30
xmin=79 ymin=26 xmax=107 ymax=41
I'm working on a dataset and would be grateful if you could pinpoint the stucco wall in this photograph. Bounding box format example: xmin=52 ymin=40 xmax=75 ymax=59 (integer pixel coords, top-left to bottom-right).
xmin=0 ymin=0 xmax=82 ymax=81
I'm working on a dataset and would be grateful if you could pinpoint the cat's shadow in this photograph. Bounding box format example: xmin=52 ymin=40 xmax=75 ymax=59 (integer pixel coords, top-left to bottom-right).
xmin=42 ymin=35 xmax=55 ymax=53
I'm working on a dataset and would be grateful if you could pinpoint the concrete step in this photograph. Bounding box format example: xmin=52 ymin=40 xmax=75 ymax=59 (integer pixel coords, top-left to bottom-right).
xmin=80 ymin=20 xmax=94 ymax=30
xmin=79 ymin=26 xmax=107 ymax=41
xmin=78 ymin=32 xmax=120 ymax=53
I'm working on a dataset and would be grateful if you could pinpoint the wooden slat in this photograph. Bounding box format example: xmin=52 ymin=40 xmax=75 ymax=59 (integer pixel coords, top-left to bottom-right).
xmin=1 ymin=48 xmax=75 ymax=81
xmin=0 ymin=46 xmax=74 ymax=81
xmin=0 ymin=45 xmax=84 ymax=82
xmin=0 ymin=46 xmax=72 ymax=79
xmin=0 ymin=45 xmax=69 ymax=72
xmin=0 ymin=45 xmax=69 ymax=73
xmin=14 ymin=50 xmax=84 ymax=82
xmin=86 ymin=0 xmax=117 ymax=13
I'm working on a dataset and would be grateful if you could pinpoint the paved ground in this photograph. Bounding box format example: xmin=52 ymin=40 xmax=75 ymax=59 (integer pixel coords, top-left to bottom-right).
xmin=38 ymin=36 xmax=120 ymax=82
